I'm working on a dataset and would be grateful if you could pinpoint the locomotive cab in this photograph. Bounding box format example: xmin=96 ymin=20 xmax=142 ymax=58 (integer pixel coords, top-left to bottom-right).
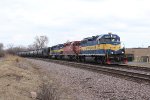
xmin=97 ymin=33 xmax=124 ymax=54
xmin=97 ymin=33 xmax=127 ymax=64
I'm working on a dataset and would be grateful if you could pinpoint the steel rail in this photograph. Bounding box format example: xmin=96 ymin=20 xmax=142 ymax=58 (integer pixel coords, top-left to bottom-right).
xmin=28 ymin=58 xmax=150 ymax=81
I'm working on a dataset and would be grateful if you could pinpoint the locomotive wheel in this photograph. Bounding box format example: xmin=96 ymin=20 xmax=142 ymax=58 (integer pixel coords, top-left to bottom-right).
xmin=95 ymin=57 xmax=105 ymax=64
xmin=78 ymin=56 xmax=85 ymax=62
xmin=82 ymin=56 xmax=86 ymax=62
xmin=79 ymin=56 xmax=82 ymax=62
xmin=75 ymin=56 xmax=79 ymax=62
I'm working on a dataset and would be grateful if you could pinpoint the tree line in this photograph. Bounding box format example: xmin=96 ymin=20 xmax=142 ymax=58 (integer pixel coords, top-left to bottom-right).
xmin=0 ymin=35 xmax=49 ymax=56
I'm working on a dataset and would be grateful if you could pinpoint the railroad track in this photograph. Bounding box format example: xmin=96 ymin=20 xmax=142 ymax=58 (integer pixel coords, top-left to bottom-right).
xmin=28 ymin=57 xmax=150 ymax=81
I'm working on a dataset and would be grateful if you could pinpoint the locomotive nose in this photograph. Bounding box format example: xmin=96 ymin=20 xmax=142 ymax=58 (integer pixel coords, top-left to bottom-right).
xmin=112 ymin=50 xmax=125 ymax=55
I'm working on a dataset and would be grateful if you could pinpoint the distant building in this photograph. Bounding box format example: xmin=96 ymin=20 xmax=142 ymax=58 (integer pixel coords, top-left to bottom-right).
xmin=126 ymin=47 xmax=150 ymax=62
xmin=126 ymin=47 xmax=150 ymax=57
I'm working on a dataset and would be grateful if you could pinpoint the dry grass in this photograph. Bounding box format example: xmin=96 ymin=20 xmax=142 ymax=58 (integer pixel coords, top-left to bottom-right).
xmin=0 ymin=55 xmax=60 ymax=100
xmin=37 ymin=83 xmax=59 ymax=100
xmin=0 ymin=55 xmax=41 ymax=100
xmin=0 ymin=55 xmax=59 ymax=100
xmin=0 ymin=51 xmax=5 ymax=57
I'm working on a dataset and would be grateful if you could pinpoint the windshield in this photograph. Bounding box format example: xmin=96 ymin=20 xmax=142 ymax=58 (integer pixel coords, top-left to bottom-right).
xmin=99 ymin=35 xmax=120 ymax=43
xmin=104 ymin=35 xmax=120 ymax=42
xmin=99 ymin=38 xmax=120 ymax=43
xmin=111 ymin=38 xmax=120 ymax=42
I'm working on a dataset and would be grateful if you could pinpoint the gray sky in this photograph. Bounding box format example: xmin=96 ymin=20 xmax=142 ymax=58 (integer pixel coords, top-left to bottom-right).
xmin=0 ymin=0 xmax=150 ymax=48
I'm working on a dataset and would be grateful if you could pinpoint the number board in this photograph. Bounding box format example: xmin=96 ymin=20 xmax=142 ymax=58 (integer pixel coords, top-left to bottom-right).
xmin=104 ymin=35 xmax=117 ymax=38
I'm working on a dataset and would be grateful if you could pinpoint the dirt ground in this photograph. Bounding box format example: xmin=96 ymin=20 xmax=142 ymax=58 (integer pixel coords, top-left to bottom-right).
xmin=0 ymin=55 xmax=43 ymax=100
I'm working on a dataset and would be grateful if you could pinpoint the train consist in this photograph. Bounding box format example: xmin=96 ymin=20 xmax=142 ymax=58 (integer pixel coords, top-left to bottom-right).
xmin=18 ymin=33 xmax=127 ymax=64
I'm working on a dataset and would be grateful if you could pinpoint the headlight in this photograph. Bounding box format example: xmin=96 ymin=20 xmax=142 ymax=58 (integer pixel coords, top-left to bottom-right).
xmin=111 ymin=52 xmax=114 ymax=54
xmin=122 ymin=51 xmax=124 ymax=54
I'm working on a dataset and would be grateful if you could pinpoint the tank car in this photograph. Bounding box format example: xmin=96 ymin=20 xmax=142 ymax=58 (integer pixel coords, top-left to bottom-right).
xmin=43 ymin=47 xmax=50 ymax=58
xmin=37 ymin=49 xmax=43 ymax=57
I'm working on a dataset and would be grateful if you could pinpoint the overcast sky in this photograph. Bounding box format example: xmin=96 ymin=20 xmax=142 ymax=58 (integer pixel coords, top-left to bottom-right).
xmin=0 ymin=0 xmax=150 ymax=48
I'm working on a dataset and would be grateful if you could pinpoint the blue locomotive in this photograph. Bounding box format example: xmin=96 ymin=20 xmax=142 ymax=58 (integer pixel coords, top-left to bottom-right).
xmin=79 ymin=33 xmax=127 ymax=64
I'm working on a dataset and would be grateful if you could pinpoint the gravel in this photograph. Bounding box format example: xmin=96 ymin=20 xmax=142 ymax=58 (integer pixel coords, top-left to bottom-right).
xmin=127 ymin=62 xmax=150 ymax=68
xmin=27 ymin=59 xmax=150 ymax=100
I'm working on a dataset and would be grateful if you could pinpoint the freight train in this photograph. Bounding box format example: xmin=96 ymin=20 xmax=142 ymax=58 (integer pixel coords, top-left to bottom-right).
xmin=17 ymin=33 xmax=127 ymax=64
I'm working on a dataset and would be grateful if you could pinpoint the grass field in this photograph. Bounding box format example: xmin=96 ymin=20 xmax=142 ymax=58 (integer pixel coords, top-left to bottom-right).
xmin=0 ymin=55 xmax=42 ymax=100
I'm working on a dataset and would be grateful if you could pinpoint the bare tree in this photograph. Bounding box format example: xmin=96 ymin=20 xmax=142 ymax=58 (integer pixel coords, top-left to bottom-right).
xmin=6 ymin=44 xmax=27 ymax=55
xmin=28 ymin=44 xmax=35 ymax=50
xmin=33 ymin=36 xmax=49 ymax=49
xmin=6 ymin=44 xmax=14 ymax=54
xmin=0 ymin=43 xmax=3 ymax=51
xmin=0 ymin=43 xmax=4 ymax=57
xmin=7 ymin=44 xmax=14 ymax=49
